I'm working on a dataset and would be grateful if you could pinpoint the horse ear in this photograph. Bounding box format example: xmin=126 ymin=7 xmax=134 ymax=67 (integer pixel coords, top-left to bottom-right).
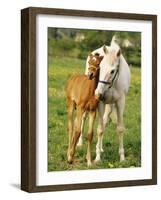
xmin=103 ymin=45 xmax=108 ymax=54
xmin=117 ymin=49 xmax=121 ymax=57
xmin=88 ymin=53 xmax=93 ymax=64
xmin=94 ymin=53 xmax=100 ymax=56
xmin=88 ymin=53 xmax=93 ymax=58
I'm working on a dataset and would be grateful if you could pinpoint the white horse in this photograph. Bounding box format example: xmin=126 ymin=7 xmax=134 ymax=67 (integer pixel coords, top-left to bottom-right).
xmin=81 ymin=39 xmax=131 ymax=162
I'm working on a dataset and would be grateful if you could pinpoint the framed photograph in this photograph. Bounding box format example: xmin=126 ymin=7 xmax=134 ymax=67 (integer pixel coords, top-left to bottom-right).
xmin=21 ymin=7 xmax=157 ymax=192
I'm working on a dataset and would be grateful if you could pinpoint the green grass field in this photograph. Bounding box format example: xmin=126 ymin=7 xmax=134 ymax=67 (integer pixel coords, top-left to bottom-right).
xmin=48 ymin=56 xmax=141 ymax=171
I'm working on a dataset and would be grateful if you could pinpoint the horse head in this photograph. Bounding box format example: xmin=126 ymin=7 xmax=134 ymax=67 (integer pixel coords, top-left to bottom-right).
xmin=87 ymin=53 xmax=103 ymax=80
xmin=95 ymin=44 xmax=121 ymax=96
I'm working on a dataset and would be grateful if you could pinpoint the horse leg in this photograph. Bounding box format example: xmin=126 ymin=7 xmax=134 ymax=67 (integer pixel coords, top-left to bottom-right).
xmin=103 ymin=104 xmax=113 ymax=128
xmin=68 ymin=106 xmax=84 ymax=163
xmin=67 ymin=98 xmax=74 ymax=159
xmin=95 ymin=101 xmax=105 ymax=162
xmin=77 ymin=112 xmax=87 ymax=146
xmin=115 ymin=95 xmax=126 ymax=161
xmin=86 ymin=111 xmax=96 ymax=166
xmin=101 ymin=104 xmax=113 ymax=152
xmin=110 ymin=105 xmax=117 ymax=124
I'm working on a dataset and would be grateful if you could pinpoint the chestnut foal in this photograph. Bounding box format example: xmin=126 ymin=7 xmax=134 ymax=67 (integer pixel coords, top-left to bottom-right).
xmin=66 ymin=54 xmax=103 ymax=166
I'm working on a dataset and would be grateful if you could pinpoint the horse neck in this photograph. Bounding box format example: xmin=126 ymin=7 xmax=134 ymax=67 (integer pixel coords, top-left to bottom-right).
xmin=91 ymin=69 xmax=99 ymax=91
xmin=114 ymin=55 xmax=130 ymax=93
xmin=95 ymin=70 xmax=99 ymax=87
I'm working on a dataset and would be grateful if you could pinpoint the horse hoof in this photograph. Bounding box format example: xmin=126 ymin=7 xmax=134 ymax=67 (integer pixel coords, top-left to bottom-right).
xmin=87 ymin=161 xmax=92 ymax=167
xmin=67 ymin=156 xmax=73 ymax=164
xmin=101 ymin=148 xmax=104 ymax=152
xmin=94 ymin=158 xmax=101 ymax=163
xmin=120 ymin=155 xmax=125 ymax=162
xmin=67 ymin=160 xmax=73 ymax=164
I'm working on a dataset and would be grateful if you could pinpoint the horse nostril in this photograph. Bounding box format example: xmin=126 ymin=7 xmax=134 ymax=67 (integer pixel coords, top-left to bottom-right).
xmin=111 ymin=70 xmax=115 ymax=74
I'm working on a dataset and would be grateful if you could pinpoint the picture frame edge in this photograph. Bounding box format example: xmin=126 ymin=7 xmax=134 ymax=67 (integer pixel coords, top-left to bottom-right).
xmin=21 ymin=7 xmax=37 ymax=192
xmin=21 ymin=7 xmax=157 ymax=193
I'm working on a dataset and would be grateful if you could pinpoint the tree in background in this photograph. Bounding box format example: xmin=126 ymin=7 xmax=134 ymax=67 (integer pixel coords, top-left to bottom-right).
xmin=48 ymin=28 xmax=141 ymax=67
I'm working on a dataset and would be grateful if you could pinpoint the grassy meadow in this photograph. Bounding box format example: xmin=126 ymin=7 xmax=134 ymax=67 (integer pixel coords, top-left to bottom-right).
xmin=48 ymin=56 xmax=141 ymax=171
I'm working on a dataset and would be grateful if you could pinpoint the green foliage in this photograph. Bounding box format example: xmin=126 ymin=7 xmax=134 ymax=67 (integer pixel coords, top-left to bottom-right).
xmin=123 ymin=46 xmax=141 ymax=67
xmin=48 ymin=38 xmax=77 ymax=57
xmin=48 ymin=28 xmax=141 ymax=67
xmin=77 ymin=30 xmax=114 ymax=50
xmin=48 ymin=56 xmax=141 ymax=171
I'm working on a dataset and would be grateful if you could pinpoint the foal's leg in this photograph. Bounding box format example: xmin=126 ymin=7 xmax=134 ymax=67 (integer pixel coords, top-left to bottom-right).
xmin=86 ymin=111 xmax=96 ymax=166
xmin=95 ymin=101 xmax=105 ymax=162
xmin=77 ymin=112 xmax=87 ymax=146
xmin=67 ymin=98 xmax=74 ymax=158
xmin=68 ymin=106 xmax=84 ymax=163
xmin=115 ymin=95 xmax=126 ymax=161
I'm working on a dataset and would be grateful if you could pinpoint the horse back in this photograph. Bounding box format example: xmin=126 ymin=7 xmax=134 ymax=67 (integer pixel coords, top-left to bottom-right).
xmin=66 ymin=74 xmax=95 ymax=106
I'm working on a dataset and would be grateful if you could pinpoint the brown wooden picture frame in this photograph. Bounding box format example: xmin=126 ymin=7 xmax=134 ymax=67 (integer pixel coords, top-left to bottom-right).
xmin=21 ymin=7 xmax=157 ymax=193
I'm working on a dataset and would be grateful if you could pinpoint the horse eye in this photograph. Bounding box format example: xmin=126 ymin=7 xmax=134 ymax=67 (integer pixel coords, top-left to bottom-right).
xmin=111 ymin=70 xmax=115 ymax=74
